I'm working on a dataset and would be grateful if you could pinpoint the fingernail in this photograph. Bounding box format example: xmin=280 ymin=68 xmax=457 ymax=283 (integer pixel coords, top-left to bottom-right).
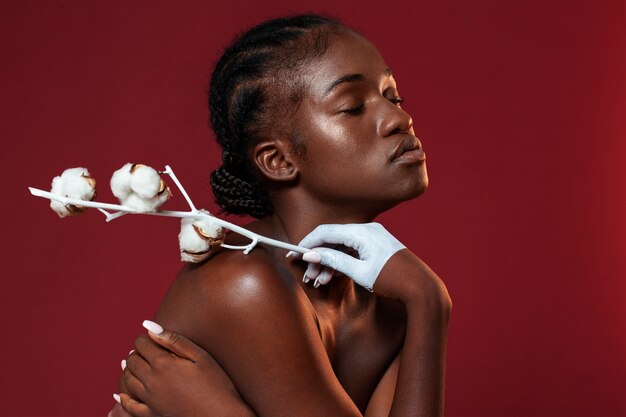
xmin=302 ymin=271 xmax=310 ymax=283
xmin=302 ymin=251 xmax=321 ymax=263
xmin=313 ymin=278 xmax=321 ymax=288
xmin=142 ymin=320 xmax=164 ymax=335
xmin=286 ymin=251 xmax=296 ymax=258
xmin=121 ymin=359 xmax=126 ymax=370
xmin=129 ymin=349 xmax=135 ymax=355
xmin=113 ymin=393 xmax=121 ymax=404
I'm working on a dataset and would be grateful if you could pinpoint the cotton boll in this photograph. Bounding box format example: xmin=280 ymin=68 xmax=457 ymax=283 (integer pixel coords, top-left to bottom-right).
xmin=110 ymin=163 xmax=171 ymax=212
xmin=122 ymin=193 xmax=162 ymax=213
xmin=61 ymin=168 xmax=96 ymax=201
xmin=129 ymin=164 xmax=161 ymax=199
xmin=49 ymin=167 xmax=96 ymax=218
xmin=110 ymin=163 xmax=133 ymax=200
xmin=156 ymin=185 xmax=171 ymax=206
xmin=50 ymin=176 xmax=71 ymax=218
xmin=179 ymin=210 xmax=224 ymax=263
xmin=179 ymin=224 xmax=207 ymax=262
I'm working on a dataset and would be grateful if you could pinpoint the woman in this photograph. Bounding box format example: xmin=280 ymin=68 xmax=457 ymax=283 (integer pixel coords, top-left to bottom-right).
xmin=113 ymin=14 xmax=451 ymax=417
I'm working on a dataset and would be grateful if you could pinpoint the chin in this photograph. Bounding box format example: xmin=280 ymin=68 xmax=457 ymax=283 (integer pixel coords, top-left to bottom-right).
xmin=406 ymin=177 xmax=428 ymax=200
xmin=378 ymin=172 xmax=428 ymax=214
xmin=401 ymin=163 xmax=429 ymax=200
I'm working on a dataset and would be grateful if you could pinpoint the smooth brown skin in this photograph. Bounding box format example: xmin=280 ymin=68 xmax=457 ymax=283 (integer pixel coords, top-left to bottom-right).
xmin=114 ymin=31 xmax=452 ymax=417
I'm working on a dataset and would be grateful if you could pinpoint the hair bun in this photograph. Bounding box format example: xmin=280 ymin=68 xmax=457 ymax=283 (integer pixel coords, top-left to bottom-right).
xmin=210 ymin=165 xmax=273 ymax=219
xmin=222 ymin=151 xmax=243 ymax=167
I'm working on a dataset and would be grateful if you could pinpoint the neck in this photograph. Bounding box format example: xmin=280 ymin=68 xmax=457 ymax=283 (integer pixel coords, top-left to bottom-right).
xmin=254 ymin=191 xmax=385 ymax=302
xmin=266 ymin=195 xmax=381 ymax=246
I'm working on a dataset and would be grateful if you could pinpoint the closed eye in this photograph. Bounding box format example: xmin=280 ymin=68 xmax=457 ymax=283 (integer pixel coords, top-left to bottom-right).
xmin=342 ymin=103 xmax=365 ymax=116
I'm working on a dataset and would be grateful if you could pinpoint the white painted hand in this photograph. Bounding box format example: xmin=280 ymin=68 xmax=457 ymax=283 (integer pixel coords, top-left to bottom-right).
xmin=298 ymin=223 xmax=405 ymax=291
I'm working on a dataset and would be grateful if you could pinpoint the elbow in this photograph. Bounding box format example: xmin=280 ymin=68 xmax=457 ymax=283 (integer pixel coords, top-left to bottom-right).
xmin=434 ymin=290 xmax=453 ymax=320
xmin=421 ymin=285 xmax=453 ymax=321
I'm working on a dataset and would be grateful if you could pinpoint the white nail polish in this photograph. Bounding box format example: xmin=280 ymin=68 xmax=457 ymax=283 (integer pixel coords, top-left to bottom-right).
xmin=286 ymin=251 xmax=296 ymax=258
xmin=142 ymin=320 xmax=164 ymax=335
xmin=302 ymin=251 xmax=321 ymax=263
xmin=129 ymin=349 xmax=135 ymax=355
xmin=313 ymin=278 xmax=320 ymax=288
xmin=121 ymin=359 xmax=126 ymax=370
xmin=302 ymin=271 xmax=310 ymax=283
xmin=113 ymin=393 xmax=121 ymax=404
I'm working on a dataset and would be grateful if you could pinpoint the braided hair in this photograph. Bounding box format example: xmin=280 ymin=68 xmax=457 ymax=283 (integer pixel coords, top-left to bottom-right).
xmin=209 ymin=14 xmax=348 ymax=218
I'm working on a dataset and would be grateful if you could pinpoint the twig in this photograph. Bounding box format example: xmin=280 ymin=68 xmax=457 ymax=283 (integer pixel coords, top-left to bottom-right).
xmin=28 ymin=166 xmax=311 ymax=255
xmin=162 ymin=165 xmax=197 ymax=212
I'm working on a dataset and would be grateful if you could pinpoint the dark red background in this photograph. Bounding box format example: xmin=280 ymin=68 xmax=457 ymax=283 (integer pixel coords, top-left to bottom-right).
xmin=1 ymin=1 xmax=624 ymax=416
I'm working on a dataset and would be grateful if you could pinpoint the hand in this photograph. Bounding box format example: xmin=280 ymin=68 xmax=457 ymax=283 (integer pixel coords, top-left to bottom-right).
xmin=296 ymin=222 xmax=405 ymax=291
xmin=118 ymin=320 xmax=256 ymax=417
xmin=298 ymin=222 xmax=450 ymax=306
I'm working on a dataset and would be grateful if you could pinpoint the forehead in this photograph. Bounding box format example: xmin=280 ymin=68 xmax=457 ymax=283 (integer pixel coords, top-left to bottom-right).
xmin=300 ymin=31 xmax=389 ymax=100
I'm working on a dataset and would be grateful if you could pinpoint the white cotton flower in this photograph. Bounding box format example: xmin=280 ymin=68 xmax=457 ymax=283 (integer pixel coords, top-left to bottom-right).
xmin=49 ymin=167 xmax=96 ymax=218
xmin=110 ymin=163 xmax=171 ymax=212
xmin=179 ymin=210 xmax=224 ymax=263
xmin=110 ymin=163 xmax=133 ymax=199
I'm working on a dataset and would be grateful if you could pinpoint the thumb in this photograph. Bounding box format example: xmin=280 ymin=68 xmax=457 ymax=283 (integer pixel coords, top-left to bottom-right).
xmin=118 ymin=393 xmax=152 ymax=417
xmin=142 ymin=320 xmax=204 ymax=362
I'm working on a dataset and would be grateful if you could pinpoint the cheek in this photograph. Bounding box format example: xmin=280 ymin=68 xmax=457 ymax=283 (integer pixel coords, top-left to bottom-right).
xmin=306 ymin=114 xmax=377 ymax=159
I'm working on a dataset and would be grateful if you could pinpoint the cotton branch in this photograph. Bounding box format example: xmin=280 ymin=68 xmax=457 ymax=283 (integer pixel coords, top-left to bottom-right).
xmin=29 ymin=165 xmax=310 ymax=259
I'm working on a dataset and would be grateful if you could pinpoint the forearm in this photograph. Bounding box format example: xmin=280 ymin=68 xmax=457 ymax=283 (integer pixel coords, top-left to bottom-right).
xmin=378 ymin=250 xmax=452 ymax=417
xmin=389 ymin=297 xmax=450 ymax=417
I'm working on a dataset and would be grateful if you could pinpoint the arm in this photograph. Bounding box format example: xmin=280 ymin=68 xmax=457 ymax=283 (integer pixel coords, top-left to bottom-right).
xmin=127 ymin=250 xmax=362 ymax=417
xmin=121 ymin=224 xmax=451 ymax=417
xmin=364 ymin=353 xmax=399 ymax=417
xmin=363 ymin=253 xmax=451 ymax=417
xmin=300 ymin=223 xmax=452 ymax=417
xmin=380 ymin=250 xmax=451 ymax=417
xmin=119 ymin=326 xmax=256 ymax=417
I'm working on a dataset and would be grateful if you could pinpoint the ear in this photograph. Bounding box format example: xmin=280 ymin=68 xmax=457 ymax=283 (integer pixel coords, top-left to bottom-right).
xmin=252 ymin=139 xmax=299 ymax=182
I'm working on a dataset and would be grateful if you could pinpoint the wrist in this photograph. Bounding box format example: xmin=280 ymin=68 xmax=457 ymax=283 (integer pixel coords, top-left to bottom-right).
xmin=376 ymin=250 xmax=452 ymax=311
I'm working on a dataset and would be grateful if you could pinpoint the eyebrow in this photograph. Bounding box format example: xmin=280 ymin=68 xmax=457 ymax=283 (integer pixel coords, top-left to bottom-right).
xmin=324 ymin=67 xmax=393 ymax=96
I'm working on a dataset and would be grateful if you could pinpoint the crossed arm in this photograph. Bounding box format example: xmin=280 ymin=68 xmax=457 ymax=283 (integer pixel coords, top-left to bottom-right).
xmin=114 ymin=248 xmax=451 ymax=417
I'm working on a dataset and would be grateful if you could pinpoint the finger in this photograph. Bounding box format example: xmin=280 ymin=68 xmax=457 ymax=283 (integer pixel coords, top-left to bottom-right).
xmin=286 ymin=250 xmax=303 ymax=258
xmin=314 ymin=266 xmax=335 ymax=287
xmin=133 ymin=334 xmax=172 ymax=367
xmin=311 ymin=246 xmax=363 ymax=274
xmin=108 ymin=402 xmax=134 ymax=417
xmin=302 ymin=262 xmax=321 ymax=283
xmin=298 ymin=224 xmax=364 ymax=251
xmin=125 ymin=349 xmax=152 ymax=381
xmin=123 ymin=368 xmax=147 ymax=402
xmin=119 ymin=393 xmax=156 ymax=417
xmin=118 ymin=368 xmax=129 ymax=394
xmin=142 ymin=320 xmax=206 ymax=362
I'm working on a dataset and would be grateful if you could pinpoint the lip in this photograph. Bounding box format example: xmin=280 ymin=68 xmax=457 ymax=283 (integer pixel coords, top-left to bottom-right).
xmin=390 ymin=136 xmax=426 ymax=163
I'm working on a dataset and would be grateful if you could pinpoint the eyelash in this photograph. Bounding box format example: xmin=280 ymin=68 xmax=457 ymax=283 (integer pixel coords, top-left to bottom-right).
xmin=344 ymin=103 xmax=365 ymax=115
xmin=342 ymin=96 xmax=404 ymax=116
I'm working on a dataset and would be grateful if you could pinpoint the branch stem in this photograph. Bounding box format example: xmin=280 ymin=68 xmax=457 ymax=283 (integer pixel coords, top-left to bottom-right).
xmin=163 ymin=165 xmax=197 ymax=212
xmin=28 ymin=185 xmax=310 ymax=255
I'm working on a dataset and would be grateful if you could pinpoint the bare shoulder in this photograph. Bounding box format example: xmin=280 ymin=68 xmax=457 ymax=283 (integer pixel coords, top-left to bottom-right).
xmin=177 ymin=246 xmax=299 ymax=300
xmin=154 ymin=247 xmax=360 ymax=417
xmin=155 ymin=247 xmax=311 ymax=342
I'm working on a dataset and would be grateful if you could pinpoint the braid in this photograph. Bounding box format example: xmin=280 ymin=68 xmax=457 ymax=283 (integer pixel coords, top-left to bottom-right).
xmin=210 ymin=166 xmax=272 ymax=219
xmin=208 ymin=14 xmax=347 ymax=218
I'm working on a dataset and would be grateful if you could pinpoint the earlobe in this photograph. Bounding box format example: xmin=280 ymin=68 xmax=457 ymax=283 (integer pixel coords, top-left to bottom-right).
xmin=252 ymin=140 xmax=299 ymax=182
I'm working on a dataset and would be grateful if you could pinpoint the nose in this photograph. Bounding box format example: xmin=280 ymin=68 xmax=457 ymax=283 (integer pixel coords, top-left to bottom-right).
xmin=378 ymin=103 xmax=413 ymax=138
